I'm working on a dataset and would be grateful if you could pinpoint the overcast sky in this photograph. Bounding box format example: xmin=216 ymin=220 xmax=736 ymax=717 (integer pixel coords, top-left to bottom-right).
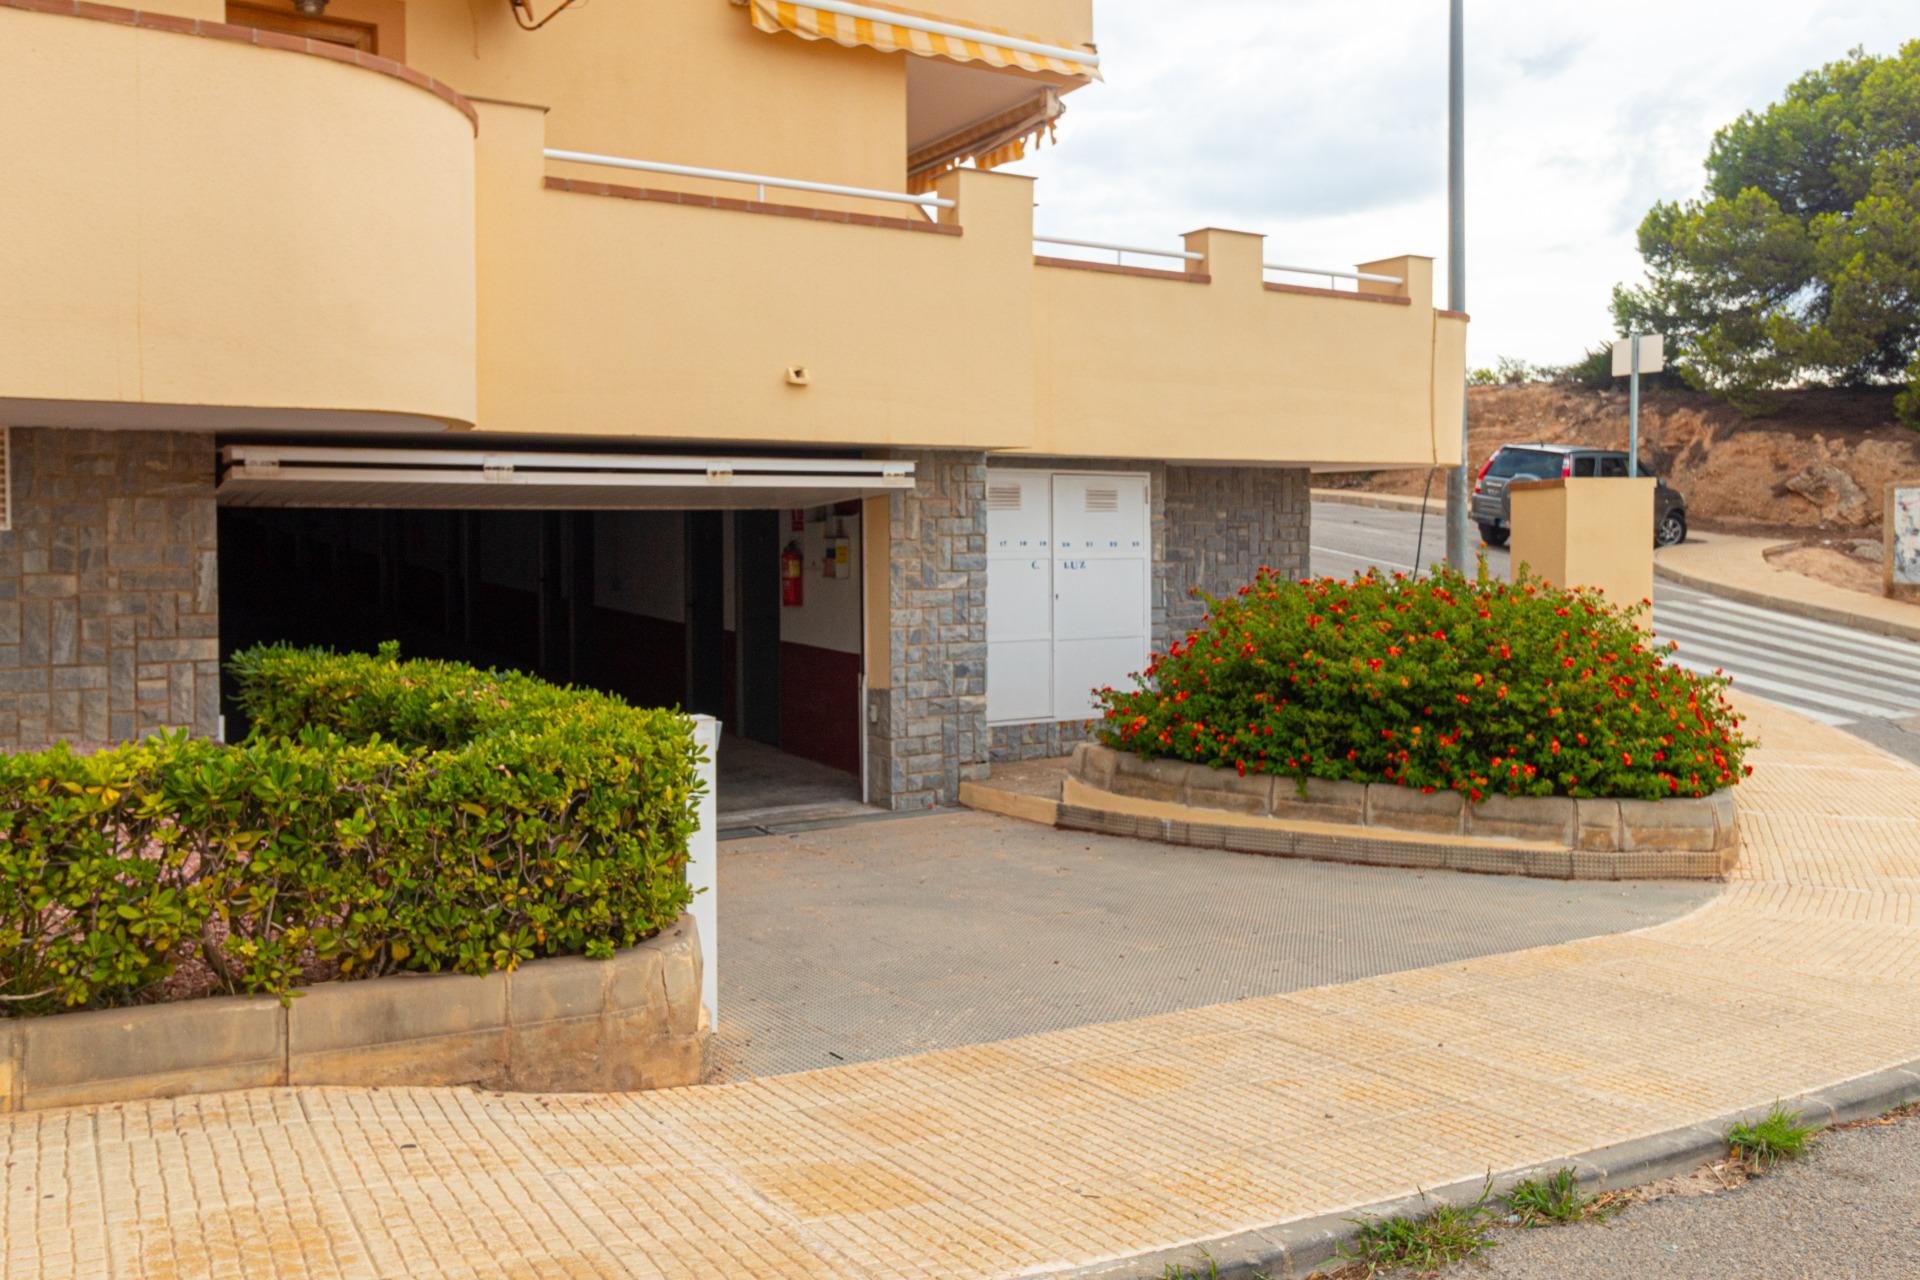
xmin=1002 ymin=1 xmax=1917 ymax=371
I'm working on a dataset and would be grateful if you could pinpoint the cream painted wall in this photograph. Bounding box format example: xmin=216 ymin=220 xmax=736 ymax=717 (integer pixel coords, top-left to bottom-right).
xmin=475 ymin=102 xmax=1037 ymax=447
xmin=472 ymin=97 xmax=1466 ymax=461
xmin=1509 ymin=478 xmax=1656 ymax=620
xmin=0 ymin=9 xmax=476 ymax=425
xmin=1431 ymin=314 xmax=1469 ymax=467
xmin=1028 ymin=234 xmax=1455 ymax=467
xmin=404 ymin=0 xmax=907 ymax=197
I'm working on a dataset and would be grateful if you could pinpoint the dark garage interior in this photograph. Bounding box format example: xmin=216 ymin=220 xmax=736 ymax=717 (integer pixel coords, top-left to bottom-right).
xmin=217 ymin=504 xmax=868 ymax=821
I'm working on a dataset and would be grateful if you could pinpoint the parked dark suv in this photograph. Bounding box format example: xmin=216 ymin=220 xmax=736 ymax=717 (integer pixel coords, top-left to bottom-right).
xmin=1470 ymin=444 xmax=1688 ymax=548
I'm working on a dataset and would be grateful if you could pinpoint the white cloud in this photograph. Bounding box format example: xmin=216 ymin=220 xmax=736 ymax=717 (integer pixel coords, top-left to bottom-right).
xmin=1004 ymin=0 xmax=1917 ymax=369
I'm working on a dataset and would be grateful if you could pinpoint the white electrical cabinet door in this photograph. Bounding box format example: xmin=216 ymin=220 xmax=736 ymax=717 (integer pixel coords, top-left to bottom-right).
xmin=986 ymin=469 xmax=1149 ymax=725
xmin=985 ymin=470 xmax=1054 ymax=724
xmin=1050 ymin=474 xmax=1149 ymax=720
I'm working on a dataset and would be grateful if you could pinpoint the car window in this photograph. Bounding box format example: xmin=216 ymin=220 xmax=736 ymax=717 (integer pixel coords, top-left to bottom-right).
xmin=1486 ymin=448 xmax=1559 ymax=480
xmin=1572 ymin=456 xmax=1596 ymax=477
xmin=1598 ymin=456 xmax=1628 ymax=478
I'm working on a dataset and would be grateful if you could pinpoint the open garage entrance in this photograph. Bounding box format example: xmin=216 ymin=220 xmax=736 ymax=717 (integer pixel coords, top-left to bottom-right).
xmin=215 ymin=445 xmax=911 ymax=828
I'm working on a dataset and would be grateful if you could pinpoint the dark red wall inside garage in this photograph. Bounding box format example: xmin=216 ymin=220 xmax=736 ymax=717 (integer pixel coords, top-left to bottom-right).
xmin=778 ymin=641 xmax=860 ymax=775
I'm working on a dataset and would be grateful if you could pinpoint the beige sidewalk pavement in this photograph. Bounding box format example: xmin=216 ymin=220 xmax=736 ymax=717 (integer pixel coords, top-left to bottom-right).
xmin=4 ymin=695 xmax=1920 ymax=1279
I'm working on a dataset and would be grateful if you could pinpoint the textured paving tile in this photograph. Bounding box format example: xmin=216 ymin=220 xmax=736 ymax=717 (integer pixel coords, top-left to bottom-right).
xmin=6 ymin=696 xmax=1920 ymax=1279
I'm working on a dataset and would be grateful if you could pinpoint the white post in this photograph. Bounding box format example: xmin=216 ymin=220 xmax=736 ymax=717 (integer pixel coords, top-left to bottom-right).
xmin=1628 ymin=334 xmax=1642 ymax=478
xmin=687 ymin=714 xmax=720 ymax=1027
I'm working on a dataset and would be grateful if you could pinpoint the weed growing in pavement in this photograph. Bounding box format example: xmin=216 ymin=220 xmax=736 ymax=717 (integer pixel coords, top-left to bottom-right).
xmin=1728 ymin=1104 xmax=1814 ymax=1171
xmin=1502 ymin=1167 xmax=1598 ymax=1226
xmin=1158 ymin=1253 xmax=1219 ymax=1280
xmin=1334 ymin=1176 xmax=1497 ymax=1276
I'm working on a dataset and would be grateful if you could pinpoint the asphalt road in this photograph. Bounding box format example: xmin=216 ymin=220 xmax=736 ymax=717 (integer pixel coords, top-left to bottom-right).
xmin=1310 ymin=501 xmax=1920 ymax=768
xmin=1434 ymin=1108 xmax=1920 ymax=1279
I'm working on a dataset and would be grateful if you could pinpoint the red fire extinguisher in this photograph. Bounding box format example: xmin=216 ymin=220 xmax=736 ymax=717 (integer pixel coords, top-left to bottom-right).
xmin=781 ymin=539 xmax=804 ymax=607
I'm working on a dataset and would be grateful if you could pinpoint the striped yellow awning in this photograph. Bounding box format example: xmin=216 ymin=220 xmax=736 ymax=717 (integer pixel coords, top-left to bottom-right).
xmin=907 ymin=88 xmax=1064 ymax=193
xmin=743 ymin=0 xmax=1101 ymax=80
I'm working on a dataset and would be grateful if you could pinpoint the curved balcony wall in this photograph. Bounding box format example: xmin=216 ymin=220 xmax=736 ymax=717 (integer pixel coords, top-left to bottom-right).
xmin=0 ymin=3 xmax=478 ymax=432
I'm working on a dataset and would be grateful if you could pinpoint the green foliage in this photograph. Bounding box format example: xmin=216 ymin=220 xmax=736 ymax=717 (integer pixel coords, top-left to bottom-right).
xmin=1728 ymin=1104 xmax=1815 ymax=1170
xmin=1613 ymin=41 xmax=1920 ymax=424
xmin=1503 ymin=1168 xmax=1594 ymax=1226
xmin=1337 ymin=1179 xmax=1498 ymax=1275
xmin=1470 ymin=356 xmax=1553 ymax=388
xmin=1095 ymin=565 xmax=1753 ymax=802
xmin=0 ymin=644 xmax=701 ymax=1016
xmin=1555 ymin=343 xmax=1617 ymax=391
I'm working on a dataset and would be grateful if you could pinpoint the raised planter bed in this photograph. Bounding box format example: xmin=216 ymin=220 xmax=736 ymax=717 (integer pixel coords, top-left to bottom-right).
xmin=1071 ymin=744 xmax=1738 ymax=879
xmin=0 ymin=916 xmax=709 ymax=1114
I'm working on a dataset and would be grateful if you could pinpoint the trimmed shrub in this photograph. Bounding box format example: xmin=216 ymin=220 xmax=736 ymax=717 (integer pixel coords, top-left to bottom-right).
xmin=1095 ymin=565 xmax=1752 ymax=802
xmin=0 ymin=644 xmax=701 ymax=1016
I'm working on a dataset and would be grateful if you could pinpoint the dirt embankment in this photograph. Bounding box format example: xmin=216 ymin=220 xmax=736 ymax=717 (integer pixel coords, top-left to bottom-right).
xmin=1324 ymin=384 xmax=1920 ymax=539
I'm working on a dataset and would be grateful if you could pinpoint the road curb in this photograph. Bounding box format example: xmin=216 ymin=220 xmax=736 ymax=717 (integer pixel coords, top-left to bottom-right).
xmin=1311 ymin=488 xmax=1448 ymax=516
xmin=1042 ymin=1062 xmax=1920 ymax=1279
xmin=1653 ymin=559 xmax=1920 ymax=644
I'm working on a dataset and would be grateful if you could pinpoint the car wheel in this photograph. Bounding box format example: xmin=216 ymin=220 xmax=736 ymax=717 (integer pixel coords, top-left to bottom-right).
xmin=1656 ymin=510 xmax=1687 ymax=548
xmin=1478 ymin=523 xmax=1510 ymax=548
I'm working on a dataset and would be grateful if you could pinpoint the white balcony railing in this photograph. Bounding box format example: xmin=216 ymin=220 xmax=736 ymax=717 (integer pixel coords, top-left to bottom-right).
xmin=544 ymin=149 xmax=955 ymax=210
xmin=1264 ymin=262 xmax=1405 ymax=290
xmin=1032 ymin=235 xmax=1203 ymax=266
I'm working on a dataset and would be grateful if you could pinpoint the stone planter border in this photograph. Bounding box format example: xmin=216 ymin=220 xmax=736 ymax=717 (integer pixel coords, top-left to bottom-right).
xmin=1071 ymin=743 xmax=1738 ymax=876
xmin=0 ymin=915 xmax=708 ymax=1114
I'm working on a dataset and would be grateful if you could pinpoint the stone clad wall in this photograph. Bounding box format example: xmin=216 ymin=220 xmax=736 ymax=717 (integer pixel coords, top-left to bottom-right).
xmin=869 ymin=450 xmax=991 ymax=809
xmin=1161 ymin=464 xmax=1311 ymax=639
xmin=0 ymin=429 xmax=218 ymax=751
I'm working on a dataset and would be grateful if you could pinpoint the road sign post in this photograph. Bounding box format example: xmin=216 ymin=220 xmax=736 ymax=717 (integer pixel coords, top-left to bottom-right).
xmin=1611 ymin=334 xmax=1664 ymax=477
xmin=1443 ymin=0 xmax=1470 ymax=569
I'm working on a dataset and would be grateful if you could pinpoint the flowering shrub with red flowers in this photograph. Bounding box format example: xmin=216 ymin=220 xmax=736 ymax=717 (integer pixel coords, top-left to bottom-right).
xmin=1095 ymin=565 xmax=1753 ymax=802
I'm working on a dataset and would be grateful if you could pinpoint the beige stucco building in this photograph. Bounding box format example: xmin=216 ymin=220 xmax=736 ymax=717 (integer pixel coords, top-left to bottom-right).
xmin=0 ymin=0 xmax=1466 ymax=812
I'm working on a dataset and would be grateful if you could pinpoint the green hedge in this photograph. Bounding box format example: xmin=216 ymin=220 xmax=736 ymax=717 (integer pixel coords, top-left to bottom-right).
xmin=0 ymin=644 xmax=701 ymax=1016
xmin=1097 ymin=566 xmax=1753 ymax=802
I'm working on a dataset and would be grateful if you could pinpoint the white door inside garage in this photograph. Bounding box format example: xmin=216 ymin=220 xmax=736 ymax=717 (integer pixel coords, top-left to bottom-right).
xmin=986 ymin=470 xmax=1149 ymax=725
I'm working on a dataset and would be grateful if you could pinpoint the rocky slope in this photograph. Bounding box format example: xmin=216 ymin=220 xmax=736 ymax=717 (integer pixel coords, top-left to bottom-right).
xmin=1327 ymin=384 xmax=1920 ymax=537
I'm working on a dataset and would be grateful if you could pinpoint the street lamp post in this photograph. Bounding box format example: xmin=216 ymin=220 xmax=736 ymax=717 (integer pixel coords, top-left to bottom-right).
xmin=1443 ymin=0 xmax=1471 ymax=569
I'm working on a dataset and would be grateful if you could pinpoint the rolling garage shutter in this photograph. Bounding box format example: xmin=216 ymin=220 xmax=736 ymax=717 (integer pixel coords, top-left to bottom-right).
xmin=216 ymin=446 xmax=915 ymax=510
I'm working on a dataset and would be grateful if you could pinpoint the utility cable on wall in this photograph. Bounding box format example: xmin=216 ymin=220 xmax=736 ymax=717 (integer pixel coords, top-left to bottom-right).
xmin=510 ymin=0 xmax=584 ymax=31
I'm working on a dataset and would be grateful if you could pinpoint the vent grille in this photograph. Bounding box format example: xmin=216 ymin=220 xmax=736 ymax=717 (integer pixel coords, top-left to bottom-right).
xmin=987 ymin=483 xmax=1023 ymax=510
xmin=1084 ymin=485 xmax=1119 ymax=513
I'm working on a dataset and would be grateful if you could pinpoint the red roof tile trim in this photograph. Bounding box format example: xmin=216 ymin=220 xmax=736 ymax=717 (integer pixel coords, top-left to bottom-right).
xmin=1033 ymin=256 xmax=1209 ymax=284
xmin=1263 ymin=282 xmax=1412 ymax=306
